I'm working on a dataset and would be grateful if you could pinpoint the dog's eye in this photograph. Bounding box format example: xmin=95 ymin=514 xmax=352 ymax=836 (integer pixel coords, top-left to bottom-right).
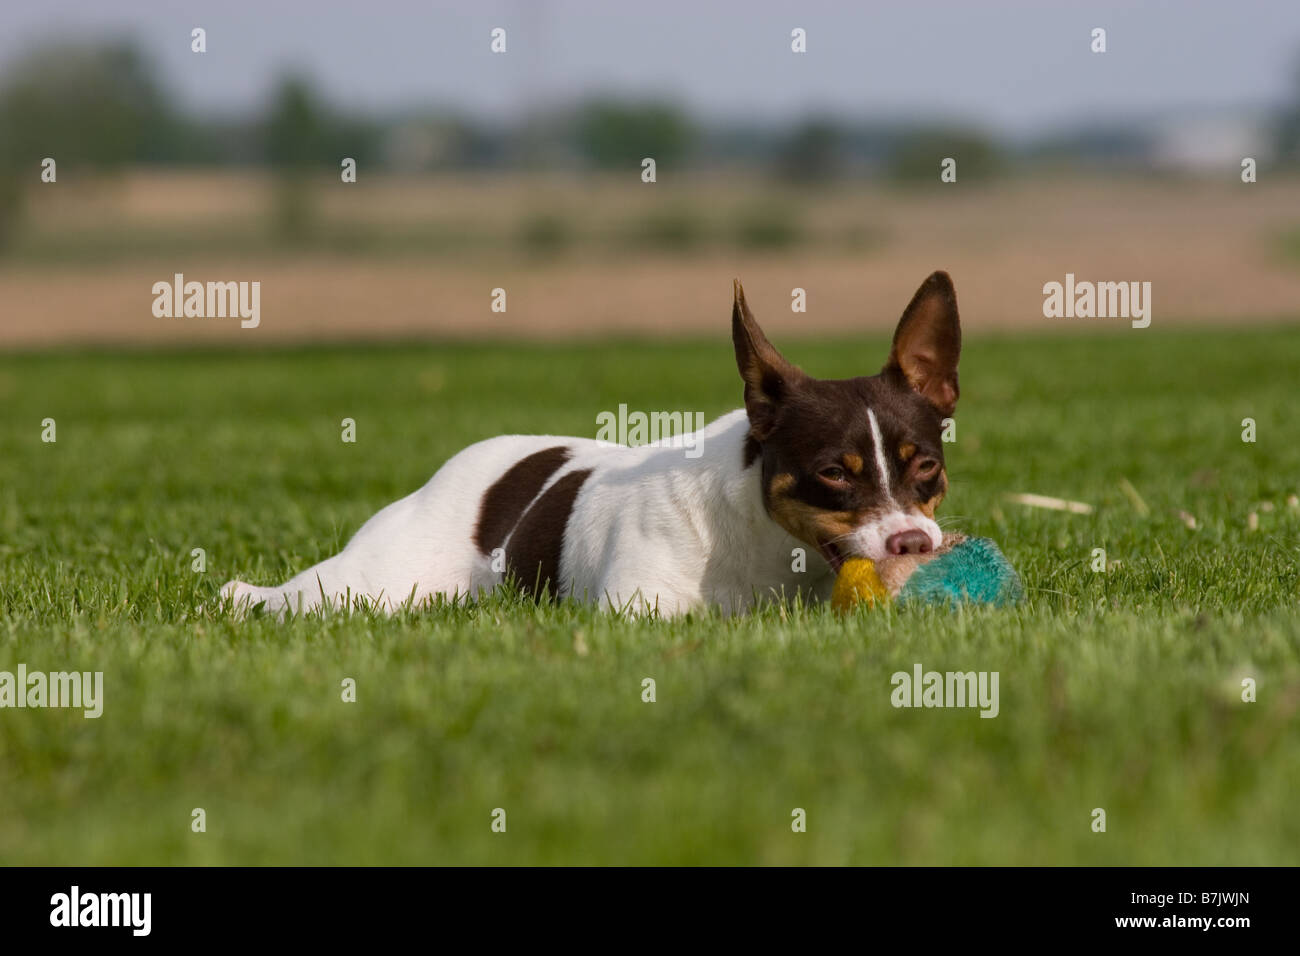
xmin=914 ymin=457 xmax=941 ymax=480
xmin=819 ymin=466 xmax=848 ymax=484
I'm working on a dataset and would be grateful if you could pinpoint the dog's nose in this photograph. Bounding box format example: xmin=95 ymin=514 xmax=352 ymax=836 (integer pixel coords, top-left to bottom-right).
xmin=886 ymin=530 xmax=933 ymax=556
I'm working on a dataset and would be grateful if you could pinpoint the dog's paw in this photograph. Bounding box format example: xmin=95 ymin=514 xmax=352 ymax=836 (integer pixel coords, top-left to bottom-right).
xmin=218 ymin=579 xmax=274 ymax=616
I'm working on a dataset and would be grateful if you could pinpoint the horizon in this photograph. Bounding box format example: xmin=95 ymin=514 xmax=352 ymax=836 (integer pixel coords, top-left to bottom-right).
xmin=2 ymin=0 xmax=1298 ymax=136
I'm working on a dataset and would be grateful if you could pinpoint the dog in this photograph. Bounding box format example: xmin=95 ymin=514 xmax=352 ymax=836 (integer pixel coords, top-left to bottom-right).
xmin=221 ymin=271 xmax=960 ymax=616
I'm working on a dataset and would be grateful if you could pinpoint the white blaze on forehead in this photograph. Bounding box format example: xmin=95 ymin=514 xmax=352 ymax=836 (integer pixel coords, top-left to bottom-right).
xmin=845 ymin=407 xmax=941 ymax=562
xmin=866 ymin=408 xmax=895 ymax=505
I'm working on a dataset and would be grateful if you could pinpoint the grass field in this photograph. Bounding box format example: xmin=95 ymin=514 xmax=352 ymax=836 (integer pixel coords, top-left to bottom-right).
xmin=1 ymin=326 xmax=1299 ymax=865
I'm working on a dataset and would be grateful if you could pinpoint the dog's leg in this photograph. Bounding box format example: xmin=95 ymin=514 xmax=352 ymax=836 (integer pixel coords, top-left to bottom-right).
xmin=219 ymin=435 xmax=580 ymax=617
xmin=591 ymin=572 xmax=701 ymax=618
xmin=220 ymin=548 xmax=378 ymax=616
xmin=219 ymin=579 xmax=293 ymax=616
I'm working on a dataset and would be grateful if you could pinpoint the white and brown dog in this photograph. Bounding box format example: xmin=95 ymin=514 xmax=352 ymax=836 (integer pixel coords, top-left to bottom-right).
xmin=221 ymin=272 xmax=961 ymax=616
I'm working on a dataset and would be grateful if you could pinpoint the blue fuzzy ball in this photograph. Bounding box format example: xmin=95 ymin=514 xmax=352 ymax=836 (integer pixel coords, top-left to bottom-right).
xmin=898 ymin=537 xmax=1023 ymax=607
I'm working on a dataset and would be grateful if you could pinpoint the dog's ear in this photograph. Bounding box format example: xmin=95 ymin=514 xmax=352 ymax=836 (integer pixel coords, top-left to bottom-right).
xmin=883 ymin=271 xmax=961 ymax=416
xmin=732 ymin=279 xmax=804 ymax=440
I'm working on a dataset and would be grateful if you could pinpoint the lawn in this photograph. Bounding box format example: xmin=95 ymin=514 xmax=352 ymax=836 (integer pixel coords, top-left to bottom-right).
xmin=1 ymin=326 xmax=1298 ymax=865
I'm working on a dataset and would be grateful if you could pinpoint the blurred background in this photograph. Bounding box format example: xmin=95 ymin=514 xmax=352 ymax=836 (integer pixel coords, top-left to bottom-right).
xmin=2 ymin=0 xmax=1300 ymax=347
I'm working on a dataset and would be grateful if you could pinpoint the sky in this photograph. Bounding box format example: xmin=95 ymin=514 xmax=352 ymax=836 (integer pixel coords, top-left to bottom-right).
xmin=2 ymin=0 xmax=1298 ymax=134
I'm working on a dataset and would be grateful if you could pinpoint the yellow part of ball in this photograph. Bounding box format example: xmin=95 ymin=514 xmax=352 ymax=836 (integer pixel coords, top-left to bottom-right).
xmin=831 ymin=557 xmax=890 ymax=611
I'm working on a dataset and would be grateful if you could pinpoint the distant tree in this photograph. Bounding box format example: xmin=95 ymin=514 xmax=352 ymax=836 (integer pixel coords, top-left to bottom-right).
xmin=0 ymin=40 xmax=173 ymax=249
xmin=264 ymin=75 xmax=327 ymax=242
xmin=1277 ymin=53 xmax=1300 ymax=166
xmin=887 ymin=126 xmax=1003 ymax=183
xmin=265 ymin=76 xmax=328 ymax=170
xmin=0 ymin=176 xmax=19 ymax=251
xmin=0 ymin=41 xmax=172 ymax=169
xmin=775 ymin=119 xmax=843 ymax=183
xmin=574 ymin=100 xmax=694 ymax=170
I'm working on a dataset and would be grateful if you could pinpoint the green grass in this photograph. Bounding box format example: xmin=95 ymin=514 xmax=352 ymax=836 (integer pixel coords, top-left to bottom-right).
xmin=1 ymin=327 xmax=1299 ymax=865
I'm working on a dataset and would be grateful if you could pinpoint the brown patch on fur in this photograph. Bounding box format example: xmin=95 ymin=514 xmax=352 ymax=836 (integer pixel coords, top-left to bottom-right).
xmin=474 ymin=446 xmax=573 ymax=556
xmin=842 ymin=453 xmax=864 ymax=475
xmin=917 ymin=470 xmax=949 ymax=518
xmin=769 ymin=472 xmax=796 ymax=496
xmin=767 ymin=496 xmax=861 ymax=550
xmin=898 ymin=442 xmax=916 ymax=462
xmin=506 ymin=468 xmax=593 ymax=599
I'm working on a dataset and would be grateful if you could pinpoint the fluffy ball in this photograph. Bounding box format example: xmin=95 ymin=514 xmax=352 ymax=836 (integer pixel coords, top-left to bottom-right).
xmin=832 ymin=536 xmax=1022 ymax=611
xmin=897 ymin=537 xmax=1023 ymax=607
xmin=830 ymin=558 xmax=890 ymax=611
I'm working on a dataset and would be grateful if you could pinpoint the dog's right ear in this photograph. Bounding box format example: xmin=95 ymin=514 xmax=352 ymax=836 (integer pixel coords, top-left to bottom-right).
xmin=732 ymin=279 xmax=804 ymax=440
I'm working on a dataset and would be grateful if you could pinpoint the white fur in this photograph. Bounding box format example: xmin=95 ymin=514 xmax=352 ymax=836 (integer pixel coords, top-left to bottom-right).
xmin=220 ymin=408 xmax=937 ymax=617
xmin=842 ymin=509 xmax=942 ymax=563
xmin=866 ymin=408 xmax=894 ymax=505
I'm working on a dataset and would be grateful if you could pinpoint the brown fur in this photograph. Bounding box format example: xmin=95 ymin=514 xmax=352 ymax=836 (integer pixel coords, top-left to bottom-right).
xmin=505 ymin=468 xmax=593 ymax=599
xmin=474 ymin=446 xmax=572 ymax=556
xmin=767 ymin=492 xmax=864 ymax=552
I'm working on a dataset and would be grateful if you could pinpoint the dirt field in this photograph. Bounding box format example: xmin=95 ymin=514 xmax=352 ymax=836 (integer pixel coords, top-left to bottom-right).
xmin=2 ymin=171 xmax=1298 ymax=347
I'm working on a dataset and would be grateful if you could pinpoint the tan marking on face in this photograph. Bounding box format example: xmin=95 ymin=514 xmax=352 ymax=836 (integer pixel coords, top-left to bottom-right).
xmin=899 ymin=442 xmax=916 ymax=462
xmin=843 ymin=453 xmax=864 ymax=475
xmin=917 ymin=470 xmax=948 ymax=518
xmin=769 ymin=473 xmax=795 ymax=497
xmin=767 ymin=496 xmax=862 ymax=550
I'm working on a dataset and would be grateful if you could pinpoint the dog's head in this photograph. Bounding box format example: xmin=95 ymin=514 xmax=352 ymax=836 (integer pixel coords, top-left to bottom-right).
xmin=733 ymin=271 xmax=961 ymax=568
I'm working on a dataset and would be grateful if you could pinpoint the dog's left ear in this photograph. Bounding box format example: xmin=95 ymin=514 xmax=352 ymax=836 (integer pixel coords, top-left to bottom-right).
xmin=732 ymin=279 xmax=805 ymax=440
xmin=883 ymin=271 xmax=961 ymax=416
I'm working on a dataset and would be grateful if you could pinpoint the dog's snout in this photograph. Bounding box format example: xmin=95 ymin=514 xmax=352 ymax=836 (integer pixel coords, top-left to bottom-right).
xmin=886 ymin=530 xmax=933 ymax=556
